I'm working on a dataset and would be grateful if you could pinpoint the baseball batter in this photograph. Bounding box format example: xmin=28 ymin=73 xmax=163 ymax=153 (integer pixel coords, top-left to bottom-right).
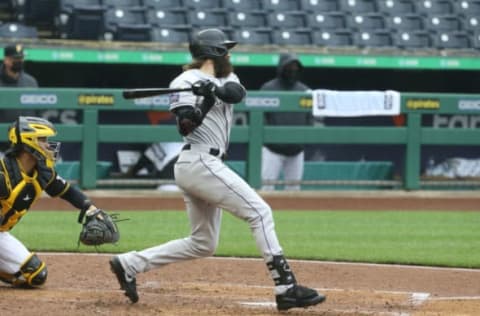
xmin=110 ymin=28 xmax=325 ymax=311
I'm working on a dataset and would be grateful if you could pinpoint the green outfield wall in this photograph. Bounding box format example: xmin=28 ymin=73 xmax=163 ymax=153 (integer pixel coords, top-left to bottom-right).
xmin=1 ymin=88 xmax=479 ymax=190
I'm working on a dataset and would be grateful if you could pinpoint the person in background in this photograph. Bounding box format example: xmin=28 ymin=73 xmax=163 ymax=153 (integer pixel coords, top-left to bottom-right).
xmin=260 ymin=53 xmax=312 ymax=191
xmin=0 ymin=43 xmax=38 ymax=124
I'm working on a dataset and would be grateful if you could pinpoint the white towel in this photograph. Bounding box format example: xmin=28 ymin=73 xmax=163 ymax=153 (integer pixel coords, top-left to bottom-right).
xmin=312 ymin=89 xmax=401 ymax=117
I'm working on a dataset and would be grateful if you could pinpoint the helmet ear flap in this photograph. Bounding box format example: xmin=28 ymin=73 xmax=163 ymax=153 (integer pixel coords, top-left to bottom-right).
xmin=15 ymin=117 xmax=22 ymax=146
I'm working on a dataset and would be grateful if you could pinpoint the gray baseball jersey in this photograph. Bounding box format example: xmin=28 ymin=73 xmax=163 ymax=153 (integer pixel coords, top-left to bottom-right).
xmin=169 ymin=69 xmax=239 ymax=153
xmin=116 ymin=68 xmax=285 ymax=292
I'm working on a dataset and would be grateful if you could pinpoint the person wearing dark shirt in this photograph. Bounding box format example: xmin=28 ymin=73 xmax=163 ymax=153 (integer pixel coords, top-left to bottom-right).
xmin=260 ymin=53 xmax=312 ymax=191
xmin=0 ymin=44 xmax=38 ymax=123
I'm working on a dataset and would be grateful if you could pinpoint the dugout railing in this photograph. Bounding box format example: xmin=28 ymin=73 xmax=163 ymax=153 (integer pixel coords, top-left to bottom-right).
xmin=1 ymin=88 xmax=479 ymax=190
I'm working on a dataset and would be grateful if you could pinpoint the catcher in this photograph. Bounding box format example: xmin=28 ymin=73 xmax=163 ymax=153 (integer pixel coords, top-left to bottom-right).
xmin=0 ymin=116 xmax=118 ymax=288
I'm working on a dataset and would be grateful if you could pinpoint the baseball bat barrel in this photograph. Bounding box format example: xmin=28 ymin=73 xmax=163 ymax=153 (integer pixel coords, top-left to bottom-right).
xmin=122 ymin=87 xmax=192 ymax=99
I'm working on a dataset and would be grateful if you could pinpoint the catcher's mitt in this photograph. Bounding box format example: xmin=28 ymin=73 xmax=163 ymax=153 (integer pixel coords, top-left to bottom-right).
xmin=78 ymin=209 xmax=120 ymax=246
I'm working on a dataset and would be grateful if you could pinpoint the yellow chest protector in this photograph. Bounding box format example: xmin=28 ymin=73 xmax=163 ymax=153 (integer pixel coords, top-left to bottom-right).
xmin=0 ymin=158 xmax=43 ymax=231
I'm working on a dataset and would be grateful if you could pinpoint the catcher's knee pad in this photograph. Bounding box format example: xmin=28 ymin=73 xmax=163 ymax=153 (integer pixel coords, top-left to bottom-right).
xmin=17 ymin=253 xmax=48 ymax=287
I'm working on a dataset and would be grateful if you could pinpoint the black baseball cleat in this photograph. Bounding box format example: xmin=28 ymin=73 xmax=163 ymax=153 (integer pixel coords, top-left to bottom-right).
xmin=109 ymin=256 xmax=139 ymax=303
xmin=276 ymin=284 xmax=326 ymax=311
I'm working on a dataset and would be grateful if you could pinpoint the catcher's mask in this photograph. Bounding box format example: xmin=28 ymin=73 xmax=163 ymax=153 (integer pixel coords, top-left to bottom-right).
xmin=8 ymin=116 xmax=61 ymax=167
xmin=189 ymin=28 xmax=237 ymax=59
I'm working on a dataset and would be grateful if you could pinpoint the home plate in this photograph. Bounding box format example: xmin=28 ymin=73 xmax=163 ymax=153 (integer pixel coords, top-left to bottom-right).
xmin=239 ymin=301 xmax=277 ymax=307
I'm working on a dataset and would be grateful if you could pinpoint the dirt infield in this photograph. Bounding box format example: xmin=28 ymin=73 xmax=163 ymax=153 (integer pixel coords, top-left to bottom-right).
xmin=4 ymin=190 xmax=479 ymax=315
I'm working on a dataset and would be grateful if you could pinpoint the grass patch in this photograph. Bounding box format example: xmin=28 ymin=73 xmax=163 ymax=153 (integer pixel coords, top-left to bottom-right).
xmin=12 ymin=210 xmax=480 ymax=268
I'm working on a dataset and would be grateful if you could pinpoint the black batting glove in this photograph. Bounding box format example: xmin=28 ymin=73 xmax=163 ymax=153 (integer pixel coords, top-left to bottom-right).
xmin=191 ymin=80 xmax=217 ymax=98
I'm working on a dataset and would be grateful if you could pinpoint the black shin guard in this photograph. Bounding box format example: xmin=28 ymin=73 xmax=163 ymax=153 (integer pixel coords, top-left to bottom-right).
xmin=267 ymin=255 xmax=296 ymax=286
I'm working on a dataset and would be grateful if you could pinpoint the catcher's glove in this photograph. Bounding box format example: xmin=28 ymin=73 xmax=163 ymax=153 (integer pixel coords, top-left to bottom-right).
xmin=78 ymin=209 xmax=120 ymax=246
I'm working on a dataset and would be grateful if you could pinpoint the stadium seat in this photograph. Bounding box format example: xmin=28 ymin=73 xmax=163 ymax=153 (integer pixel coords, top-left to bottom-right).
xmin=353 ymin=30 xmax=393 ymax=47
xmin=188 ymin=9 xmax=227 ymax=28
xmin=385 ymin=13 xmax=424 ymax=32
xmin=415 ymin=0 xmax=454 ymax=16
xmin=267 ymin=11 xmax=307 ymax=29
xmin=0 ymin=22 xmax=38 ymax=38
xmin=393 ymin=30 xmax=432 ymax=49
xmin=146 ymin=9 xmax=189 ymax=28
xmin=462 ymin=15 xmax=480 ymax=34
xmin=454 ymin=0 xmax=480 ymax=16
xmin=472 ymin=30 xmax=480 ymax=49
xmin=339 ymin=0 xmax=377 ymax=13
xmin=347 ymin=13 xmax=386 ymax=31
xmin=424 ymin=14 xmax=462 ymax=33
xmin=0 ymin=0 xmax=11 ymax=10
xmin=228 ymin=11 xmax=267 ymax=28
xmin=143 ymin=0 xmax=184 ymax=10
xmin=231 ymin=27 xmax=273 ymax=45
xmin=14 ymin=0 xmax=57 ymax=26
xmin=261 ymin=0 xmax=300 ymax=11
xmin=431 ymin=31 xmax=471 ymax=49
xmin=151 ymin=26 xmax=191 ymax=43
xmin=183 ymin=0 xmax=222 ymax=10
xmin=114 ymin=24 xmax=152 ymax=41
xmin=272 ymin=29 xmax=312 ymax=45
xmin=307 ymin=11 xmax=348 ymax=30
xmin=223 ymin=0 xmax=263 ymax=11
xmin=376 ymin=0 xmax=416 ymax=15
xmin=312 ymin=29 xmax=354 ymax=47
xmin=102 ymin=0 xmax=143 ymax=9
xmin=60 ymin=6 xmax=105 ymax=40
xmin=104 ymin=8 xmax=147 ymax=30
xmin=58 ymin=0 xmax=102 ymax=13
xmin=103 ymin=8 xmax=150 ymax=41
xmin=300 ymin=0 xmax=340 ymax=12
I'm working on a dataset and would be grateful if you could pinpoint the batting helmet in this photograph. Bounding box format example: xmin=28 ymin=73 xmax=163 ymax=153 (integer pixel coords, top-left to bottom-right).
xmin=8 ymin=116 xmax=60 ymax=167
xmin=189 ymin=28 xmax=237 ymax=59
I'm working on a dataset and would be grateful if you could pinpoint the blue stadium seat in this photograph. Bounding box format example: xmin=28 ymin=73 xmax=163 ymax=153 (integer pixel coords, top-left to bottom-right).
xmin=385 ymin=13 xmax=424 ymax=32
xmin=424 ymin=14 xmax=463 ymax=33
xmin=339 ymin=0 xmax=377 ymax=13
xmin=272 ymin=29 xmax=312 ymax=45
xmin=102 ymin=0 xmax=143 ymax=9
xmin=347 ymin=12 xmax=386 ymax=31
xmin=114 ymin=24 xmax=152 ymax=41
xmin=15 ymin=0 xmax=57 ymax=26
xmin=146 ymin=9 xmax=189 ymax=28
xmin=353 ymin=30 xmax=393 ymax=47
xmin=415 ymin=0 xmax=454 ymax=16
xmin=313 ymin=29 xmax=354 ymax=47
xmin=228 ymin=11 xmax=267 ymax=28
xmin=393 ymin=30 xmax=432 ymax=49
xmin=151 ymin=26 xmax=191 ymax=43
xmin=462 ymin=15 xmax=480 ymax=34
xmin=183 ymin=0 xmax=222 ymax=10
xmin=232 ymin=27 xmax=273 ymax=45
xmin=454 ymin=0 xmax=480 ymax=16
xmin=300 ymin=0 xmax=340 ymax=12
xmin=431 ymin=31 xmax=471 ymax=49
xmin=0 ymin=22 xmax=38 ymax=38
xmin=223 ymin=0 xmax=263 ymax=11
xmin=261 ymin=0 xmax=300 ymax=11
xmin=472 ymin=30 xmax=480 ymax=49
xmin=376 ymin=0 xmax=416 ymax=15
xmin=143 ymin=0 xmax=184 ymax=10
xmin=103 ymin=8 xmax=150 ymax=41
xmin=267 ymin=11 xmax=307 ymax=29
xmin=59 ymin=6 xmax=105 ymax=40
xmin=307 ymin=11 xmax=348 ymax=30
xmin=188 ymin=9 xmax=227 ymax=28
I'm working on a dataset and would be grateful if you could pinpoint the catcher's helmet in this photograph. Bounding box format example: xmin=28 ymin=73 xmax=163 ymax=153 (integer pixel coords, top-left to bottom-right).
xmin=189 ymin=28 xmax=237 ymax=59
xmin=8 ymin=116 xmax=60 ymax=166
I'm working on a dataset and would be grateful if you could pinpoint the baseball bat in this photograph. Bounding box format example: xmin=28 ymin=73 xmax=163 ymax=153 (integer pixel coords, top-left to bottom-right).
xmin=122 ymin=87 xmax=192 ymax=99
